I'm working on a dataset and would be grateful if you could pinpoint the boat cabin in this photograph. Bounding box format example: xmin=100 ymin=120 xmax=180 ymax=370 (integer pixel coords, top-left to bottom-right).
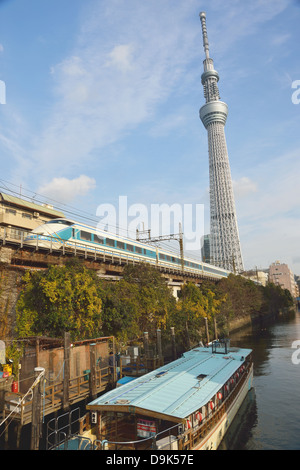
xmin=87 ymin=343 xmax=252 ymax=450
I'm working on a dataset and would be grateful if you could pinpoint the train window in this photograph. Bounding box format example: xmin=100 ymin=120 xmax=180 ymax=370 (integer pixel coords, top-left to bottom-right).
xmin=159 ymin=253 xmax=165 ymax=260
xmin=106 ymin=238 xmax=115 ymax=247
xmin=143 ymin=249 xmax=148 ymax=255
xmin=136 ymin=246 xmax=142 ymax=254
xmin=166 ymin=255 xmax=171 ymax=262
xmin=46 ymin=219 xmax=73 ymax=225
xmin=94 ymin=234 xmax=104 ymax=244
xmin=80 ymin=231 xmax=92 ymax=241
xmin=127 ymin=244 xmax=134 ymax=252
xmin=117 ymin=241 xmax=125 ymax=249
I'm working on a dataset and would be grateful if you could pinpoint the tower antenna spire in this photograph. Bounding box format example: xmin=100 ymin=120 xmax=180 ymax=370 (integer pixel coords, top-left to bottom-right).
xmin=198 ymin=12 xmax=244 ymax=273
xmin=199 ymin=12 xmax=210 ymax=59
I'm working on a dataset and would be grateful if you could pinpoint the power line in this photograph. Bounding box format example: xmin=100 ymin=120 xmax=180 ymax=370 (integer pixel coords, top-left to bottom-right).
xmin=0 ymin=178 xmax=204 ymax=263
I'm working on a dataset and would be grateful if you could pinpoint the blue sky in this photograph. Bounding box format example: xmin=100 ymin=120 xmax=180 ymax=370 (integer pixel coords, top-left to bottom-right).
xmin=0 ymin=0 xmax=300 ymax=274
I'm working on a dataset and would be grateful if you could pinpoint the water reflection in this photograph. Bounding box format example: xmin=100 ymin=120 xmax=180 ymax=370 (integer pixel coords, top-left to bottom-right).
xmin=219 ymin=311 xmax=300 ymax=450
xmin=218 ymin=388 xmax=259 ymax=450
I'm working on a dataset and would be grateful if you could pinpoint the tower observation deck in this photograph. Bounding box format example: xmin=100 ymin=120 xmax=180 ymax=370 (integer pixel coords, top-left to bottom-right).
xmin=199 ymin=12 xmax=244 ymax=272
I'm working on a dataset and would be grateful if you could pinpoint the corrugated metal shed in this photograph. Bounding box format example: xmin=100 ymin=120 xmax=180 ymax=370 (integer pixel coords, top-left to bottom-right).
xmin=87 ymin=345 xmax=252 ymax=422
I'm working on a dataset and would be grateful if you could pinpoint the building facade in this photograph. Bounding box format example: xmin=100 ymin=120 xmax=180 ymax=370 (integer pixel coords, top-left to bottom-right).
xmin=269 ymin=261 xmax=298 ymax=298
xmin=0 ymin=192 xmax=64 ymax=239
xmin=201 ymin=234 xmax=211 ymax=264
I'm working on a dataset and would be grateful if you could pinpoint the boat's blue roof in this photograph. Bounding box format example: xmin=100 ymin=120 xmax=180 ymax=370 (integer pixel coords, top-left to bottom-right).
xmin=88 ymin=345 xmax=252 ymax=421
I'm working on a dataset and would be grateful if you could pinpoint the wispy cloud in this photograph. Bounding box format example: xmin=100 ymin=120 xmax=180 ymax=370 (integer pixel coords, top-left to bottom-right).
xmin=38 ymin=175 xmax=96 ymax=204
xmin=233 ymin=177 xmax=258 ymax=199
xmin=7 ymin=0 xmax=292 ymax=186
xmin=28 ymin=1 xmax=199 ymax=183
xmin=237 ymin=148 xmax=300 ymax=271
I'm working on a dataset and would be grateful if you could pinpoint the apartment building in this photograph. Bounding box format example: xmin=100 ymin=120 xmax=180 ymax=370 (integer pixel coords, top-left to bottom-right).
xmin=269 ymin=261 xmax=298 ymax=298
xmin=0 ymin=192 xmax=64 ymax=239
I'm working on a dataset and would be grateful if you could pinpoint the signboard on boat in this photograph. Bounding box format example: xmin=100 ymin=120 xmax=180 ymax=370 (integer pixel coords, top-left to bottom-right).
xmin=137 ymin=419 xmax=156 ymax=438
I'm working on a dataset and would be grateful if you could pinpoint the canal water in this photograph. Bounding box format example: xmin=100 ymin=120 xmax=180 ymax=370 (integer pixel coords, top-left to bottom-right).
xmin=219 ymin=310 xmax=300 ymax=450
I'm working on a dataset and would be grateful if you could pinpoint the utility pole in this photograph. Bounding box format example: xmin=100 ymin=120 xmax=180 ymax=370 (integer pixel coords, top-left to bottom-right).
xmin=136 ymin=224 xmax=185 ymax=272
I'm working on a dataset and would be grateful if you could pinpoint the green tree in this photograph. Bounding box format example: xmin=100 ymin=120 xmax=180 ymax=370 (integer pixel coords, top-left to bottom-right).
xmin=167 ymin=282 xmax=225 ymax=349
xmin=100 ymin=264 xmax=176 ymax=341
xmin=16 ymin=260 xmax=102 ymax=341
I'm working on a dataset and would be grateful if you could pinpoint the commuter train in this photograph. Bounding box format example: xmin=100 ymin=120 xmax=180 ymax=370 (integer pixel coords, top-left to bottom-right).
xmin=25 ymin=218 xmax=230 ymax=280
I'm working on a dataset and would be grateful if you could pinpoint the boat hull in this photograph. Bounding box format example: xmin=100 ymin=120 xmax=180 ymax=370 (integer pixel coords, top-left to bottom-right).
xmin=193 ymin=364 xmax=254 ymax=450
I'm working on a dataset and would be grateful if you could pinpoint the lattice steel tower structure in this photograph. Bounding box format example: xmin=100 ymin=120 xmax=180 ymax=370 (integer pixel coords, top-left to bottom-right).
xmin=199 ymin=12 xmax=244 ymax=272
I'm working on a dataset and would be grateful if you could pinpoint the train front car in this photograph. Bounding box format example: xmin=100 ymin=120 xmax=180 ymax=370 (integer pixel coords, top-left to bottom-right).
xmin=25 ymin=219 xmax=75 ymax=249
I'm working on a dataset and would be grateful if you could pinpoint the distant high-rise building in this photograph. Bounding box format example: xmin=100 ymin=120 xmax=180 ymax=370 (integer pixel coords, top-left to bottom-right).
xmin=199 ymin=12 xmax=244 ymax=272
xmin=269 ymin=261 xmax=298 ymax=298
xmin=201 ymin=234 xmax=211 ymax=263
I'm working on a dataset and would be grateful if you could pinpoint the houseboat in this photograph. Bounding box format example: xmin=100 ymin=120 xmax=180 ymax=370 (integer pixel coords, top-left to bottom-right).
xmin=86 ymin=339 xmax=253 ymax=450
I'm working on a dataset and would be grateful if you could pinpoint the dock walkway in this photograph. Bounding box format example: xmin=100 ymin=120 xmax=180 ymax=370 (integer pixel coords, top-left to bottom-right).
xmin=3 ymin=366 xmax=111 ymax=426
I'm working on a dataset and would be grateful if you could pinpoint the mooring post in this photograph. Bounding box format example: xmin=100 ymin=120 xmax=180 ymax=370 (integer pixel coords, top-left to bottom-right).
xmin=89 ymin=343 xmax=97 ymax=399
xmin=143 ymin=332 xmax=149 ymax=370
xmin=30 ymin=367 xmax=45 ymax=450
xmin=156 ymin=329 xmax=163 ymax=366
xmin=171 ymin=327 xmax=177 ymax=361
xmin=204 ymin=317 xmax=210 ymax=345
xmin=63 ymin=331 xmax=70 ymax=411
xmin=185 ymin=321 xmax=191 ymax=350
xmin=214 ymin=317 xmax=218 ymax=340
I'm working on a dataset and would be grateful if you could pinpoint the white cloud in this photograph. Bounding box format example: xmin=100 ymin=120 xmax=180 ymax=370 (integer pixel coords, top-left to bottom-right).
xmin=106 ymin=44 xmax=134 ymax=71
xmin=27 ymin=1 xmax=200 ymax=179
xmin=149 ymin=112 xmax=189 ymax=137
xmin=8 ymin=0 xmax=292 ymax=186
xmin=233 ymin=177 xmax=258 ymax=199
xmin=236 ymin=149 xmax=300 ymax=272
xmin=38 ymin=175 xmax=96 ymax=203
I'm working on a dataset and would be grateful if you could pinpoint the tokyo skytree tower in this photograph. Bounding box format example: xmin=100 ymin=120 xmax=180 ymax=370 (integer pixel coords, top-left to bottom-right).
xmin=199 ymin=12 xmax=244 ymax=272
